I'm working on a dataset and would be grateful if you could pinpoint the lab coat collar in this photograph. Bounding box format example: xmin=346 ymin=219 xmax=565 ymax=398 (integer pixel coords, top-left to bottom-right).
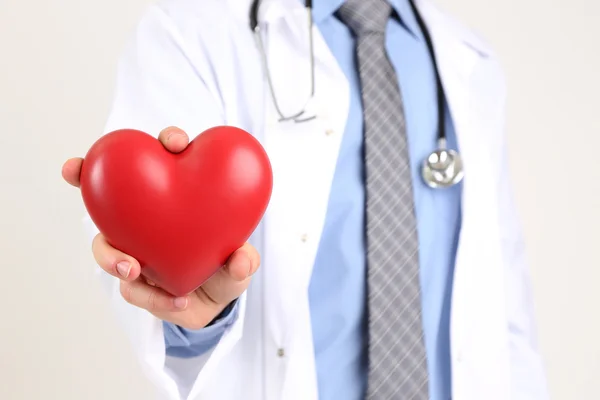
xmin=412 ymin=0 xmax=493 ymax=59
xmin=256 ymin=0 xmax=493 ymax=59
xmin=310 ymin=0 xmax=421 ymax=39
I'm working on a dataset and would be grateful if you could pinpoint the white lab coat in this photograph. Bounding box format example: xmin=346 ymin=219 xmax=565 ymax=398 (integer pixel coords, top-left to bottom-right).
xmin=83 ymin=0 xmax=550 ymax=399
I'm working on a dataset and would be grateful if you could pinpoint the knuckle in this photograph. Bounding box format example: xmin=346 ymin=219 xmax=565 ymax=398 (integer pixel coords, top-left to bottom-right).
xmin=147 ymin=290 xmax=159 ymax=312
xmin=199 ymin=285 xmax=221 ymax=307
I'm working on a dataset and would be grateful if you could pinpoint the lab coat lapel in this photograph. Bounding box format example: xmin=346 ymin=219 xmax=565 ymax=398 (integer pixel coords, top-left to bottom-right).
xmin=259 ymin=2 xmax=350 ymax=398
xmin=415 ymin=1 xmax=512 ymax=397
xmin=261 ymin=0 xmax=511 ymax=398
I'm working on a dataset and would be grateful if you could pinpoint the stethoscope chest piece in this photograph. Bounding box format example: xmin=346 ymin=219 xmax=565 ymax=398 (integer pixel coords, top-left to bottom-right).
xmin=421 ymin=139 xmax=464 ymax=189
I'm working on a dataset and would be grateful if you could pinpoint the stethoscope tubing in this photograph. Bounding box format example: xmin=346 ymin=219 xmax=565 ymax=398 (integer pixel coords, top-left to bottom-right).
xmin=249 ymin=0 xmax=464 ymax=188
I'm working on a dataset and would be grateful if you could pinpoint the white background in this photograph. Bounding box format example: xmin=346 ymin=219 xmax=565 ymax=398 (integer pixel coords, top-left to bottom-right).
xmin=0 ymin=0 xmax=598 ymax=398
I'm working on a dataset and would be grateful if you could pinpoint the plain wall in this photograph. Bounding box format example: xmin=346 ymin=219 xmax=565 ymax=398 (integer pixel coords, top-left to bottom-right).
xmin=0 ymin=0 xmax=598 ymax=399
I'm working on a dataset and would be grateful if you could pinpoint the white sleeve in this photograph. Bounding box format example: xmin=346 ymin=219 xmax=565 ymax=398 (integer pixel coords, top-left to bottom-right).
xmin=83 ymin=4 xmax=247 ymax=399
xmin=102 ymin=4 xmax=224 ymax=137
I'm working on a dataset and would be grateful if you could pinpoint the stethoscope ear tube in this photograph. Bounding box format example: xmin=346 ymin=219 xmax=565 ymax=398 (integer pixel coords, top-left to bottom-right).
xmin=407 ymin=0 xmax=445 ymax=143
xmin=250 ymin=0 xmax=311 ymax=31
xmin=249 ymin=0 xmax=464 ymax=189
xmin=249 ymin=0 xmax=260 ymax=31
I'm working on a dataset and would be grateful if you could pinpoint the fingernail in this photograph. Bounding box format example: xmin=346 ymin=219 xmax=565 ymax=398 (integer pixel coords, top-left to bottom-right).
xmin=116 ymin=261 xmax=131 ymax=278
xmin=174 ymin=297 xmax=188 ymax=309
xmin=166 ymin=131 xmax=183 ymax=143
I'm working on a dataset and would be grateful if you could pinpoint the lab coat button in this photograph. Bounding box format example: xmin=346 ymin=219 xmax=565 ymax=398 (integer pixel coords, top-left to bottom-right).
xmin=456 ymin=351 xmax=463 ymax=363
xmin=277 ymin=348 xmax=285 ymax=357
xmin=300 ymin=234 xmax=308 ymax=242
xmin=325 ymin=129 xmax=334 ymax=136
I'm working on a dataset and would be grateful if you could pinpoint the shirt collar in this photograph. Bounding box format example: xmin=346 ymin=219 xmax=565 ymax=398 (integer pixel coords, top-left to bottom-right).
xmin=311 ymin=0 xmax=421 ymax=39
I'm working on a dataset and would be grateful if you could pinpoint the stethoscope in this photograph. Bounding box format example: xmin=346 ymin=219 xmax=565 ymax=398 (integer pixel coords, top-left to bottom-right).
xmin=249 ymin=0 xmax=464 ymax=189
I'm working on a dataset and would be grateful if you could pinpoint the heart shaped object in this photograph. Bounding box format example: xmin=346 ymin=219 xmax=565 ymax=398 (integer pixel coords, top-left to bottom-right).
xmin=80 ymin=126 xmax=273 ymax=296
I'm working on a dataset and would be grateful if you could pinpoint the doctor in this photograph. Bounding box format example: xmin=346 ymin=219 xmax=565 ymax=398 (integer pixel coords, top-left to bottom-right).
xmin=62 ymin=0 xmax=549 ymax=399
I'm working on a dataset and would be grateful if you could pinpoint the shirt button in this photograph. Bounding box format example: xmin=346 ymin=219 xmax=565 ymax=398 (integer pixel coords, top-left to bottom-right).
xmin=277 ymin=348 xmax=285 ymax=357
xmin=300 ymin=233 xmax=308 ymax=242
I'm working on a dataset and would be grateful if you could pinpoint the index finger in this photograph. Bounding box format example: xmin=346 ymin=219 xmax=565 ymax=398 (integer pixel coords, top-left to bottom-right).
xmin=92 ymin=233 xmax=142 ymax=282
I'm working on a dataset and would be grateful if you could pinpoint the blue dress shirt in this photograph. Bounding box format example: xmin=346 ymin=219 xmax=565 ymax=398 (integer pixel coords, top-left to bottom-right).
xmin=164 ymin=1 xmax=462 ymax=399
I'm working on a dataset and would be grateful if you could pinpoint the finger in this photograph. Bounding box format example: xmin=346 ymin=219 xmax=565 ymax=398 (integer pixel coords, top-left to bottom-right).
xmin=198 ymin=243 xmax=260 ymax=306
xmin=157 ymin=126 xmax=189 ymax=153
xmin=61 ymin=157 xmax=84 ymax=188
xmin=224 ymin=243 xmax=260 ymax=281
xmin=120 ymin=279 xmax=189 ymax=313
xmin=92 ymin=233 xmax=141 ymax=281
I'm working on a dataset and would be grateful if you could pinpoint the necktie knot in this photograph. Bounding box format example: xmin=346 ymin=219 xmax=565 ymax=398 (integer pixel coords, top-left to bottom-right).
xmin=337 ymin=0 xmax=392 ymax=36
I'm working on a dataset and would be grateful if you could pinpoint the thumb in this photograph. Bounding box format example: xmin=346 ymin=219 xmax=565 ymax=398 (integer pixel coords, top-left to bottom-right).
xmin=61 ymin=157 xmax=83 ymax=188
xmin=158 ymin=126 xmax=189 ymax=154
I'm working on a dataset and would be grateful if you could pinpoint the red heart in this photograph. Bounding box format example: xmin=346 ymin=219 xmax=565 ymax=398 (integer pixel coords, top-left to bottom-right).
xmin=79 ymin=126 xmax=273 ymax=296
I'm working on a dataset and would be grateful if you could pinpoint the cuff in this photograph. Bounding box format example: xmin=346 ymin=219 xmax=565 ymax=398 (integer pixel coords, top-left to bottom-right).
xmin=163 ymin=299 xmax=240 ymax=359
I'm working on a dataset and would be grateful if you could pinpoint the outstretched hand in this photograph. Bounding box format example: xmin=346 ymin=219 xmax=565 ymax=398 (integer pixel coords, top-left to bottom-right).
xmin=62 ymin=127 xmax=260 ymax=330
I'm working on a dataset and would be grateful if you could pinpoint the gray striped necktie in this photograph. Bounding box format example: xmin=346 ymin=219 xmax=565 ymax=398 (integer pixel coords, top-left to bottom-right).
xmin=337 ymin=1 xmax=430 ymax=398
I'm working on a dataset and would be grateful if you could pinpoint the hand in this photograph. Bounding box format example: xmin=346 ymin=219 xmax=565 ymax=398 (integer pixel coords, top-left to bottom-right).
xmin=62 ymin=127 xmax=260 ymax=330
